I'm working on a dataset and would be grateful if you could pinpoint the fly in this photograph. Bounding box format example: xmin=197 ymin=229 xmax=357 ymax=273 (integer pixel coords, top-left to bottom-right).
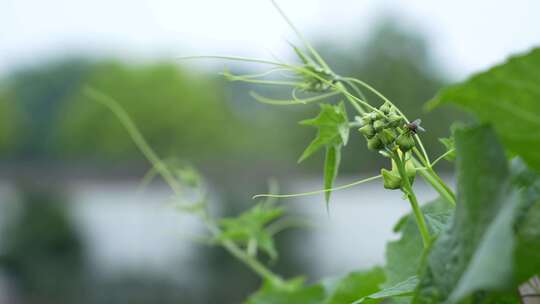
xmin=405 ymin=119 xmax=425 ymax=134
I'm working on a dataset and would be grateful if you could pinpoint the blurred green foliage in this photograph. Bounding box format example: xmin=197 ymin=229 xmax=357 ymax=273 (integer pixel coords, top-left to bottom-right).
xmin=0 ymin=91 xmax=19 ymax=154
xmin=0 ymin=19 xmax=463 ymax=173
xmin=57 ymin=62 xmax=248 ymax=161
xmin=0 ymin=185 xmax=85 ymax=302
xmin=4 ymin=59 xmax=91 ymax=159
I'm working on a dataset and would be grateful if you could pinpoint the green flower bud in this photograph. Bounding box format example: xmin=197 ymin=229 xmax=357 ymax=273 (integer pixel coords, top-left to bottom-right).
xmin=387 ymin=113 xmax=404 ymax=127
xmin=373 ymin=119 xmax=386 ymax=131
xmin=397 ymin=134 xmax=415 ymax=151
xmin=405 ymin=159 xmax=417 ymax=185
xmin=379 ymin=128 xmax=397 ymax=146
xmin=381 ymin=168 xmax=402 ymax=190
xmin=379 ymin=103 xmax=392 ymax=114
xmin=356 ymin=115 xmax=371 ymax=127
xmin=367 ymin=135 xmax=384 ymax=150
xmin=359 ymin=124 xmax=375 ymax=138
xmin=367 ymin=112 xmax=378 ymax=121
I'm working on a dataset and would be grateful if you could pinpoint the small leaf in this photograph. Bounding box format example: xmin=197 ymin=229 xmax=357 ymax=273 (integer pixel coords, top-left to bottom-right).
xmin=353 ymin=276 xmax=419 ymax=304
xmin=323 ymin=144 xmax=341 ymax=209
xmin=218 ymin=203 xmax=284 ymax=259
xmin=298 ymin=102 xmax=349 ymax=162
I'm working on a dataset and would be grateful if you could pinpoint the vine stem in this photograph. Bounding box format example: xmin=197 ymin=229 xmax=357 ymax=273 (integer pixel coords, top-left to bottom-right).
xmin=202 ymin=215 xmax=284 ymax=287
xmin=393 ymin=153 xmax=431 ymax=248
xmin=86 ymin=87 xmax=285 ymax=287
xmin=412 ymin=147 xmax=456 ymax=206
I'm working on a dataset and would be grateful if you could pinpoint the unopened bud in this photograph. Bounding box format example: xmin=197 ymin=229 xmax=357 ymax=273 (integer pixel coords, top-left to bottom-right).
xmin=387 ymin=113 xmax=404 ymax=127
xmin=397 ymin=134 xmax=415 ymax=151
xmin=367 ymin=135 xmax=384 ymax=150
xmin=379 ymin=128 xmax=397 ymax=146
xmin=405 ymin=159 xmax=417 ymax=184
xmin=373 ymin=119 xmax=386 ymax=131
xmin=379 ymin=103 xmax=392 ymax=114
xmin=381 ymin=168 xmax=402 ymax=190
xmin=359 ymin=124 xmax=375 ymax=138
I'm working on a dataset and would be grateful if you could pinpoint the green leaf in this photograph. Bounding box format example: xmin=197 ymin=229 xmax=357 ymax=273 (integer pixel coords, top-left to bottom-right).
xmin=218 ymin=203 xmax=284 ymax=260
xmin=515 ymin=202 xmax=540 ymax=283
xmin=384 ymin=198 xmax=452 ymax=291
xmin=322 ymin=267 xmax=385 ymax=304
xmin=245 ymin=277 xmax=325 ymax=304
xmin=323 ymin=144 xmax=341 ymax=208
xmin=511 ymin=158 xmax=540 ymax=282
xmin=353 ymin=276 xmax=419 ymax=304
xmin=298 ymin=102 xmax=349 ymax=162
xmin=427 ymin=48 xmax=540 ymax=172
xmin=415 ymin=125 xmax=540 ymax=303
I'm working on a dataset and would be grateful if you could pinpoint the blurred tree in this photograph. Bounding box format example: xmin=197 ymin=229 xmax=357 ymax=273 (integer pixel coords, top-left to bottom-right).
xmin=55 ymin=61 xmax=299 ymax=166
xmin=5 ymin=58 xmax=91 ymax=159
xmin=0 ymin=90 xmax=20 ymax=155
xmin=0 ymin=18 xmax=462 ymax=173
xmin=0 ymin=185 xmax=86 ymax=303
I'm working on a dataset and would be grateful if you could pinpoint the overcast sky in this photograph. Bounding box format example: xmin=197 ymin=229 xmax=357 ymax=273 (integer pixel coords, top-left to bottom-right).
xmin=2 ymin=0 xmax=540 ymax=79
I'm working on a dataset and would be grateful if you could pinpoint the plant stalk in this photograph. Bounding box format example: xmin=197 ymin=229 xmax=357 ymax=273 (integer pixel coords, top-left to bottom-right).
xmin=203 ymin=216 xmax=284 ymax=287
xmin=394 ymin=153 xmax=431 ymax=248
xmin=412 ymin=147 xmax=456 ymax=206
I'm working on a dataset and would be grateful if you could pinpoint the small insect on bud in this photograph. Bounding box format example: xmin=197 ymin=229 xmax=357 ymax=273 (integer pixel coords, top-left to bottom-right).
xmin=359 ymin=124 xmax=376 ymax=138
xmin=373 ymin=119 xmax=386 ymax=131
xmin=397 ymin=134 xmax=416 ymax=152
xmin=404 ymin=119 xmax=426 ymax=135
xmin=381 ymin=168 xmax=402 ymax=190
xmin=367 ymin=135 xmax=384 ymax=151
xmin=379 ymin=128 xmax=397 ymax=146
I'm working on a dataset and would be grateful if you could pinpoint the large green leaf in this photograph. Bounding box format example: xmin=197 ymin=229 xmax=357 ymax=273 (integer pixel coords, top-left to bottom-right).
xmin=353 ymin=276 xmax=419 ymax=304
xmin=415 ymin=125 xmax=539 ymax=303
xmin=247 ymin=268 xmax=385 ymax=304
xmin=245 ymin=278 xmax=325 ymax=304
xmin=298 ymin=102 xmax=349 ymax=162
xmin=515 ymin=202 xmax=540 ymax=283
xmin=510 ymin=158 xmax=540 ymax=282
xmin=383 ymin=198 xmax=452 ymax=291
xmin=322 ymin=267 xmax=385 ymax=304
xmin=427 ymin=48 xmax=540 ymax=172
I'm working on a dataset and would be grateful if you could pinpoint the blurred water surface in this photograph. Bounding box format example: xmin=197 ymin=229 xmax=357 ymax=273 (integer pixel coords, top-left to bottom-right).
xmin=0 ymin=175 xmax=451 ymax=279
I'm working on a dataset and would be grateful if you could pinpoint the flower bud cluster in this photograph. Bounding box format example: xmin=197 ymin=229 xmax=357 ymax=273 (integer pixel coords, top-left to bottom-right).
xmin=381 ymin=157 xmax=416 ymax=190
xmin=357 ymin=103 xmax=416 ymax=153
xmin=297 ymin=65 xmax=336 ymax=92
